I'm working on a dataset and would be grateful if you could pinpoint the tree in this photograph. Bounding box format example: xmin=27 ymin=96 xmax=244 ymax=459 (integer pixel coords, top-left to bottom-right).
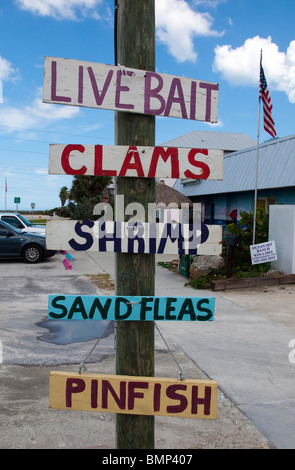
xmin=227 ymin=208 xmax=269 ymax=246
xmin=59 ymin=186 xmax=69 ymax=207
xmin=69 ymin=175 xmax=112 ymax=202
xmin=226 ymin=207 xmax=270 ymax=275
xmin=57 ymin=175 xmax=113 ymax=220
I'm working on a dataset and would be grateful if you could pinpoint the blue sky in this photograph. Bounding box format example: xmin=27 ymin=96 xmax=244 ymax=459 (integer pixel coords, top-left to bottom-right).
xmin=1 ymin=0 xmax=295 ymax=210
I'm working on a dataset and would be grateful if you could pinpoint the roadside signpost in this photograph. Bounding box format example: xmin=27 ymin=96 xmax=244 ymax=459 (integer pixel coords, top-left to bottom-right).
xmin=45 ymin=219 xmax=222 ymax=255
xmin=49 ymin=144 xmax=223 ymax=180
xmin=49 ymin=371 xmax=217 ymax=420
xmin=43 ymin=0 xmax=223 ymax=449
xmin=43 ymin=57 xmax=219 ymax=123
xmin=48 ymin=295 xmax=215 ymax=321
xmin=14 ymin=197 xmax=21 ymax=210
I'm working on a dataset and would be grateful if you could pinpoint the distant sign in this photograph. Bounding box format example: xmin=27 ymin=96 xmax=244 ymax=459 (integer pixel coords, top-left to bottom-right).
xmin=45 ymin=220 xmax=222 ymax=256
xmin=49 ymin=144 xmax=223 ymax=180
xmin=250 ymin=240 xmax=277 ymax=265
xmin=48 ymin=295 xmax=215 ymax=321
xmin=43 ymin=57 xmax=219 ymax=123
xmin=14 ymin=197 xmax=21 ymax=204
xmin=49 ymin=371 xmax=218 ymax=419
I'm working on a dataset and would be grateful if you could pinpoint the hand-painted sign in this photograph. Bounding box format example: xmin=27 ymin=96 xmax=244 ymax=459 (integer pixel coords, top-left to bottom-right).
xmin=43 ymin=57 xmax=219 ymax=123
xmin=49 ymin=371 xmax=218 ymax=419
xmin=250 ymin=240 xmax=277 ymax=265
xmin=45 ymin=220 xmax=222 ymax=256
xmin=48 ymin=295 xmax=215 ymax=321
xmin=49 ymin=144 xmax=223 ymax=180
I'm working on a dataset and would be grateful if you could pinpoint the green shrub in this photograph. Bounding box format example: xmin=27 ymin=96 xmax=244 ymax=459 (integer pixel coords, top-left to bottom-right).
xmin=186 ymin=208 xmax=271 ymax=289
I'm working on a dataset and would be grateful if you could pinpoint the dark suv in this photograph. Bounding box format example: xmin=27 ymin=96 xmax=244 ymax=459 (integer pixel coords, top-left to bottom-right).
xmin=0 ymin=220 xmax=56 ymax=263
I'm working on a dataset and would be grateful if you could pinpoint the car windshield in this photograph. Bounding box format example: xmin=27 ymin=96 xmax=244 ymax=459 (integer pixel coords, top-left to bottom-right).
xmin=18 ymin=214 xmax=32 ymax=226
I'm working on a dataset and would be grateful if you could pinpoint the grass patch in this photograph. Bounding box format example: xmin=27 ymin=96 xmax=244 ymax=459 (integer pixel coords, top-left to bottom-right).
xmin=158 ymin=251 xmax=271 ymax=290
xmin=29 ymin=219 xmax=47 ymax=224
xmin=157 ymin=261 xmax=178 ymax=272
xmin=186 ymin=264 xmax=271 ymax=290
xmin=85 ymin=273 xmax=115 ymax=290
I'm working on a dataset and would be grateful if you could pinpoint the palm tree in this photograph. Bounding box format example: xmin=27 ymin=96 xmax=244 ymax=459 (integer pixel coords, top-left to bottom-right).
xmin=59 ymin=186 xmax=69 ymax=207
xmin=65 ymin=175 xmax=114 ymax=220
xmin=69 ymin=175 xmax=112 ymax=202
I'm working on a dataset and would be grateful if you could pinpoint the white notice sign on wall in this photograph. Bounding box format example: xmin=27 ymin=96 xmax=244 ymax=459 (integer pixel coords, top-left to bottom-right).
xmin=250 ymin=240 xmax=277 ymax=265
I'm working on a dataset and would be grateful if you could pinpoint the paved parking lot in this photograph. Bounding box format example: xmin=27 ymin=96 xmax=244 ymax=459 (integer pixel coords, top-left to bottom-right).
xmin=0 ymin=250 xmax=180 ymax=365
xmin=1 ymin=250 xmax=295 ymax=449
xmin=0 ymin=250 xmax=275 ymax=449
xmin=0 ymin=251 xmax=117 ymax=366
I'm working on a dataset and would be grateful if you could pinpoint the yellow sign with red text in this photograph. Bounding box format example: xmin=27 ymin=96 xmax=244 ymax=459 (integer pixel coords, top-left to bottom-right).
xmin=49 ymin=371 xmax=217 ymax=419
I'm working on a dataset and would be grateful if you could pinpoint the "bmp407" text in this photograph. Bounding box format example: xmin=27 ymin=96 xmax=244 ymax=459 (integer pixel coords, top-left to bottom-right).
xmin=101 ymin=454 xmax=193 ymax=467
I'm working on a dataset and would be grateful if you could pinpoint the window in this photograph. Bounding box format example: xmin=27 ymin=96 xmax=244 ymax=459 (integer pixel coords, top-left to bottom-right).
xmin=210 ymin=203 xmax=215 ymax=224
xmin=0 ymin=226 xmax=10 ymax=237
xmin=256 ymin=197 xmax=275 ymax=213
xmin=2 ymin=216 xmax=23 ymax=229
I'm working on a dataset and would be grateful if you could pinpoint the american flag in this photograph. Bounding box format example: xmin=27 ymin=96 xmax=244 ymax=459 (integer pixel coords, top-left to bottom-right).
xmin=259 ymin=63 xmax=276 ymax=138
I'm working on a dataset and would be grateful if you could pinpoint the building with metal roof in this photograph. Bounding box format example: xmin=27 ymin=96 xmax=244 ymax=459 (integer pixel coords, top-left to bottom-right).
xmin=162 ymin=130 xmax=256 ymax=154
xmin=172 ymin=133 xmax=295 ymax=226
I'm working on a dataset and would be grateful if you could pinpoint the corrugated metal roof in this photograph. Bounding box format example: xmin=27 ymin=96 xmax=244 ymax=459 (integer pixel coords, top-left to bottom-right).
xmin=173 ymin=134 xmax=295 ymax=197
xmin=162 ymin=130 xmax=256 ymax=152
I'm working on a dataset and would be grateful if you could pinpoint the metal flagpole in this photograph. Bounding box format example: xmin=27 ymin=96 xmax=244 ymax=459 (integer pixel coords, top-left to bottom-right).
xmin=253 ymin=49 xmax=262 ymax=246
xmin=5 ymin=178 xmax=7 ymax=212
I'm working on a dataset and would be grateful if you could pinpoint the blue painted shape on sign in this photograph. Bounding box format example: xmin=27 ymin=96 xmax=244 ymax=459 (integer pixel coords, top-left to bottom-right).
xmin=48 ymin=295 xmax=215 ymax=321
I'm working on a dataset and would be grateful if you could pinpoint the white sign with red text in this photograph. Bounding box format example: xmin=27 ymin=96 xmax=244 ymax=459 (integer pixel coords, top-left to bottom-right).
xmin=43 ymin=57 xmax=219 ymax=123
xmin=49 ymin=144 xmax=223 ymax=180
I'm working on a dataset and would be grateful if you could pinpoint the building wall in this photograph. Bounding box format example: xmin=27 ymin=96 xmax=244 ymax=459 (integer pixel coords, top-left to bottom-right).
xmin=269 ymin=205 xmax=295 ymax=274
xmin=190 ymin=192 xmax=252 ymax=227
xmin=190 ymin=186 xmax=295 ymax=228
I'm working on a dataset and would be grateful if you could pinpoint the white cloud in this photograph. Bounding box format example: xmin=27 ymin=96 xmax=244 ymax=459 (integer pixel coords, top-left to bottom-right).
xmin=0 ymin=56 xmax=17 ymax=82
xmin=0 ymin=90 xmax=80 ymax=132
xmin=213 ymin=35 xmax=295 ymax=103
xmin=155 ymin=0 xmax=223 ymax=63
xmin=15 ymin=0 xmax=103 ymax=20
xmin=0 ymin=107 xmax=36 ymax=130
xmin=206 ymin=119 xmax=223 ymax=128
xmin=0 ymin=54 xmax=19 ymax=103
xmin=35 ymin=167 xmax=48 ymax=174
xmin=194 ymin=0 xmax=227 ymax=8
xmin=0 ymin=55 xmax=19 ymax=103
xmin=16 ymin=0 xmax=222 ymax=64
xmin=30 ymin=95 xmax=80 ymax=120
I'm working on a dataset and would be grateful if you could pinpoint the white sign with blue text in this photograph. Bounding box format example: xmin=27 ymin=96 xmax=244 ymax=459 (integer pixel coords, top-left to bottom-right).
xmin=250 ymin=240 xmax=277 ymax=265
xmin=46 ymin=220 xmax=222 ymax=256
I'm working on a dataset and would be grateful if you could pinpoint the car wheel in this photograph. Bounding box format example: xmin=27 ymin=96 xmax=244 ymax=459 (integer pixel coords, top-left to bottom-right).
xmin=22 ymin=244 xmax=44 ymax=263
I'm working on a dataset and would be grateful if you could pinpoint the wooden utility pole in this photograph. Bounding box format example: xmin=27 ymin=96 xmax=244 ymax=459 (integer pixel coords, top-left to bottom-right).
xmin=115 ymin=0 xmax=155 ymax=449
